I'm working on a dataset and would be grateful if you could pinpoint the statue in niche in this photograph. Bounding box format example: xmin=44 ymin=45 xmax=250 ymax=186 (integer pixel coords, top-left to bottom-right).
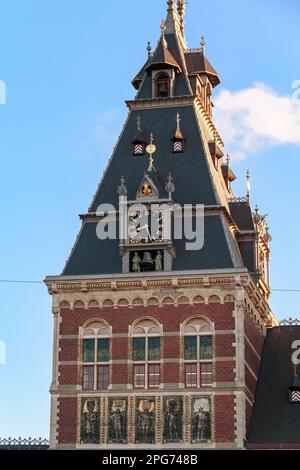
xmin=132 ymin=252 xmax=141 ymax=272
xmin=81 ymin=398 xmax=100 ymax=444
xmin=163 ymin=398 xmax=183 ymax=443
xmin=191 ymin=398 xmax=211 ymax=443
xmin=155 ymin=251 xmax=163 ymax=272
xmin=142 ymin=184 xmax=153 ymax=197
xmin=136 ymin=399 xmax=155 ymax=444
xmin=108 ymin=399 xmax=127 ymax=443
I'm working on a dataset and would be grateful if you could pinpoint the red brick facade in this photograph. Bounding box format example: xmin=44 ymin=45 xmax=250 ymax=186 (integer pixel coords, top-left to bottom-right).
xmin=48 ymin=295 xmax=270 ymax=449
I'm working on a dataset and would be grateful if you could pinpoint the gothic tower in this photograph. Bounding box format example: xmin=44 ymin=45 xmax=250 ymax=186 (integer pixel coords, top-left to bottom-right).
xmin=45 ymin=1 xmax=277 ymax=449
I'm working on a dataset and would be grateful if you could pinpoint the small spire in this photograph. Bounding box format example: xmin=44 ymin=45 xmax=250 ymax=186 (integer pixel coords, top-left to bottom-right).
xmin=264 ymin=224 xmax=272 ymax=244
xmin=253 ymin=205 xmax=260 ymax=225
xmin=147 ymin=41 xmax=152 ymax=59
xmin=246 ymin=169 xmax=251 ymax=204
xmin=165 ymin=173 xmax=175 ymax=199
xmin=177 ymin=0 xmax=187 ymax=16
xmin=201 ymin=36 xmax=206 ymax=54
xmin=176 ymin=112 xmax=181 ymax=131
xmin=137 ymin=115 xmax=142 ymax=131
xmin=174 ymin=112 xmax=184 ymax=140
xmin=177 ymin=0 xmax=187 ymax=35
xmin=226 ymin=153 xmax=231 ymax=166
xmin=117 ymin=176 xmax=127 ymax=197
xmin=161 ymin=19 xmax=168 ymax=48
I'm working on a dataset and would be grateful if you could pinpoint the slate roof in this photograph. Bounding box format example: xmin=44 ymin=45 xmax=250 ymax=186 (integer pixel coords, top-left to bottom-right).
xmin=60 ymin=4 xmax=250 ymax=276
xmin=89 ymin=106 xmax=217 ymax=210
xmin=229 ymin=201 xmax=255 ymax=231
xmin=145 ymin=37 xmax=181 ymax=73
xmin=185 ymin=51 xmax=221 ymax=87
xmin=248 ymin=326 xmax=300 ymax=448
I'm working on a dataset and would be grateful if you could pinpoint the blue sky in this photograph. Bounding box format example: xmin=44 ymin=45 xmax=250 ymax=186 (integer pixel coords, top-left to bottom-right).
xmin=0 ymin=0 xmax=299 ymax=438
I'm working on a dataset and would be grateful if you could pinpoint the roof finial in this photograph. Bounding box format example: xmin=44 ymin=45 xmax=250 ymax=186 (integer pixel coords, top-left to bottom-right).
xmin=165 ymin=172 xmax=175 ymax=199
xmin=201 ymin=36 xmax=206 ymax=54
xmin=226 ymin=153 xmax=231 ymax=166
xmin=246 ymin=170 xmax=251 ymax=204
xmin=117 ymin=176 xmax=127 ymax=197
xmin=176 ymin=112 xmax=181 ymax=131
xmin=137 ymin=115 xmax=142 ymax=131
xmin=147 ymin=41 xmax=152 ymax=59
xmin=146 ymin=133 xmax=157 ymax=172
xmin=177 ymin=1 xmax=187 ymax=35
xmin=161 ymin=19 xmax=168 ymax=48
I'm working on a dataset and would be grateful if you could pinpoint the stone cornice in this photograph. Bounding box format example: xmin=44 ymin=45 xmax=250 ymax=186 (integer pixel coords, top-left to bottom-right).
xmin=126 ymin=95 xmax=195 ymax=110
xmin=45 ymin=269 xmax=249 ymax=299
xmin=44 ymin=268 xmax=277 ymax=326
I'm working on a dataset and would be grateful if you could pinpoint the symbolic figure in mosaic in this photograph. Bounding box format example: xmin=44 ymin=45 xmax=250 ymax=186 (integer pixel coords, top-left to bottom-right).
xmin=81 ymin=398 xmax=100 ymax=444
xmin=135 ymin=399 xmax=155 ymax=444
xmin=163 ymin=398 xmax=183 ymax=443
xmin=108 ymin=399 xmax=127 ymax=443
xmin=191 ymin=397 xmax=211 ymax=443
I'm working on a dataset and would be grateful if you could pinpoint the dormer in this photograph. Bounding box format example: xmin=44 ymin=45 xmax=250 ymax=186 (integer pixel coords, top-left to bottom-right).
xmin=132 ymin=116 xmax=146 ymax=156
xmin=222 ymin=155 xmax=236 ymax=192
xmin=171 ymin=112 xmax=185 ymax=153
xmin=185 ymin=37 xmax=220 ymax=116
xmin=145 ymin=21 xmax=181 ymax=99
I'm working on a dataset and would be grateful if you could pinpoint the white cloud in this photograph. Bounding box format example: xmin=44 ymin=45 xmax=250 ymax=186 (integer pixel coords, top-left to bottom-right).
xmin=214 ymin=83 xmax=300 ymax=159
xmin=95 ymin=108 xmax=120 ymax=142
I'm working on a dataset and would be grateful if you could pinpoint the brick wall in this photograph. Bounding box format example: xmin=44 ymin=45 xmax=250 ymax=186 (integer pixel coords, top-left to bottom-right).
xmin=58 ymin=397 xmax=78 ymax=444
xmin=214 ymin=395 xmax=235 ymax=443
xmin=56 ymin=302 xmax=238 ymax=446
xmin=243 ymin=312 xmax=265 ymax=434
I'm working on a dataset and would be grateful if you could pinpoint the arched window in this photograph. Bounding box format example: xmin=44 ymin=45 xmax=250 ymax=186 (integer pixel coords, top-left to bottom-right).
xmin=131 ymin=319 xmax=162 ymax=389
xmin=81 ymin=320 xmax=111 ymax=391
xmin=155 ymin=73 xmax=170 ymax=98
xmin=183 ymin=318 xmax=213 ymax=388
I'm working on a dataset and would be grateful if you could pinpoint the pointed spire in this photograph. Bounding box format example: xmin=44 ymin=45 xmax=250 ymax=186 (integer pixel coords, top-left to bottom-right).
xmin=147 ymin=41 xmax=152 ymax=59
xmin=201 ymin=36 xmax=206 ymax=54
xmin=175 ymin=112 xmax=184 ymax=140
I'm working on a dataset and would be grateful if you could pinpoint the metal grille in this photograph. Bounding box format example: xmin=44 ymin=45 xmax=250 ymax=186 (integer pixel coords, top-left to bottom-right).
xmin=0 ymin=437 xmax=49 ymax=450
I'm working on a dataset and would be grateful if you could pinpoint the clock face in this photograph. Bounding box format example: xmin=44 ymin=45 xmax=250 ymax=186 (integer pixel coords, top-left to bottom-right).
xmin=128 ymin=208 xmax=165 ymax=244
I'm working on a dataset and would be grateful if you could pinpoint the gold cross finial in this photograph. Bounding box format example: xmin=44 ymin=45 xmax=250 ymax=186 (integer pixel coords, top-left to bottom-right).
xmin=146 ymin=133 xmax=156 ymax=172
